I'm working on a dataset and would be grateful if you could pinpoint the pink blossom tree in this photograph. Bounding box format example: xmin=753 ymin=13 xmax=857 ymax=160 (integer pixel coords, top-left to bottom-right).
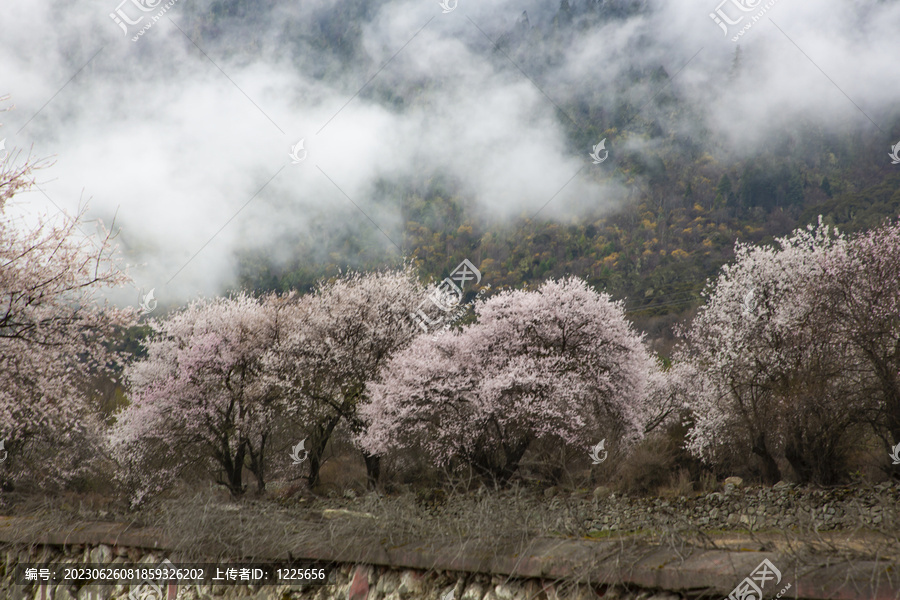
xmin=264 ymin=265 xmax=428 ymax=488
xmin=0 ymin=128 xmax=135 ymax=489
xmin=678 ymin=220 xmax=865 ymax=484
xmin=822 ymin=220 xmax=900 ymax=460
xmin=111 ymin=293 xmax=289 ymax=503
xmin=358 ymin=277 xmax=654 ymax=485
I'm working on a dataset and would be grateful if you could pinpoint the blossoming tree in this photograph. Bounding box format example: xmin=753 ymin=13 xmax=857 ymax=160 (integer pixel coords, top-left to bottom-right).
xmin=822 ymin=220 xmax=900 ymax=460
xmin=0 ymin=139 xmax=135 ymax=489
xmin=679 ymin=221 xmax=865 ymax=484
xmin=111 ymin=293 xmax=289 ymax=503
xmin=358 ymin=277 xmax=654 ymax=485
xmin=264 ymin=265 xmax=427 ymax=488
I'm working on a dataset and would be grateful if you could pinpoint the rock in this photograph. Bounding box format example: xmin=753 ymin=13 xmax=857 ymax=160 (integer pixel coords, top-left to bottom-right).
xmin=376 ymin=571 xmax=401 ymax=596
xmin=88 ymin=544 xmax=112 ymax=565
xmin=397 ymin=570 xmax=425 ymax=597
xmin=724 ymin=476 xmax=744 ymax=488
xmin=593 ymin=486 xmax=612 ymax=500
xmin=493 ymin=583 xmax=516 ymax=600
xmin=773 ymin=480 xmax=791 ymax=490
xmin=544 ymin=487 xmax=559 ymax=499
xmin=348 ymin=566 xmax=370 ymax=600
xmin=461 ymin=582 xmax=486 ymax=600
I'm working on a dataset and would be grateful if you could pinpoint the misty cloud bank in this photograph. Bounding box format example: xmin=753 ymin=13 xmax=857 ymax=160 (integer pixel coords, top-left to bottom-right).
xmin=0 ymin=0 xmax=897 ymax=305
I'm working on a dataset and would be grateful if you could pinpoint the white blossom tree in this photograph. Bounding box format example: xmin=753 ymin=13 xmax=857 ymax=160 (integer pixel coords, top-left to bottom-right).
xmin=110 ymin=293 xmax=289 ymax=503
xmin=0 ymin=125 xmax=135 ymax=489
xmin=679 ymin=220 xmax=865 ymax=484
xmin=821 ymin=219 xmax=900 ymax=461
xmin=358 ymin=277 xmax=654 ymax=485
xmin=264 ymin=265 xmax=428 ymax=488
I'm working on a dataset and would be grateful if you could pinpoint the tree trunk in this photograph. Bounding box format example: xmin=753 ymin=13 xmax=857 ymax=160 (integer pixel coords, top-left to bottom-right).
xmin=306 ymin=451 xmax=323 ymax=489
xmin=475 ymin=438 xmax=532 ymax=487
xmin=784 ymin=438 xmax=810 ymax=484
xmin=306 ymin=416 xmax=342 ymax=489
xmin=228 ymin=443 xmax=247 ymax=497
xmin=247 ymin=433 xmax=267 ymax=493
xmin=751 ymin=432 xmax=781 ymax=484
xmin=363 ymin=452 xmax=381 ymax=489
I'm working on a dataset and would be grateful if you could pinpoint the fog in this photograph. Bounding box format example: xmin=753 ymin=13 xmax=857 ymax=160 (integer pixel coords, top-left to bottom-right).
xmin=0 ymin=0 xmax=897 ymax=306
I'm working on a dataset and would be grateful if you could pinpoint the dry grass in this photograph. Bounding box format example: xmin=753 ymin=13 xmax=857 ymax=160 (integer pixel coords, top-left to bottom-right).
xmin=4 ymin=479 xmax=900 ymax=591
xmin=135 ymin=481 xmax=606 ymax=563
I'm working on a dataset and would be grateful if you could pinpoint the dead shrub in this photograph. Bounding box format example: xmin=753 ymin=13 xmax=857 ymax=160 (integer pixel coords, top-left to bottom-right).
xmin=613 ymin=433 xmax=678 ymax=496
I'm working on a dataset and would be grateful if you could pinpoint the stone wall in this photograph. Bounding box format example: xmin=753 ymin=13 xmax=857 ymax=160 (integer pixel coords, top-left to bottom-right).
xmin=4 ymin=481 xmax=900 ymax=600
xmin=582 ymin=480 xmax=899 ymax=533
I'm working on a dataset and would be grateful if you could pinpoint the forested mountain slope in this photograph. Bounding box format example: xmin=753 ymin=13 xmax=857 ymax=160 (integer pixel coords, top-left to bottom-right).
xmin=176 ymin=0 xmax=900 ymax=346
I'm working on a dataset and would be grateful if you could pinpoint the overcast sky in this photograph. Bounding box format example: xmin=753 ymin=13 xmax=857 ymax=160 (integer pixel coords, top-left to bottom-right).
xmin=1 ymin=0 xmax=897 ymax=307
